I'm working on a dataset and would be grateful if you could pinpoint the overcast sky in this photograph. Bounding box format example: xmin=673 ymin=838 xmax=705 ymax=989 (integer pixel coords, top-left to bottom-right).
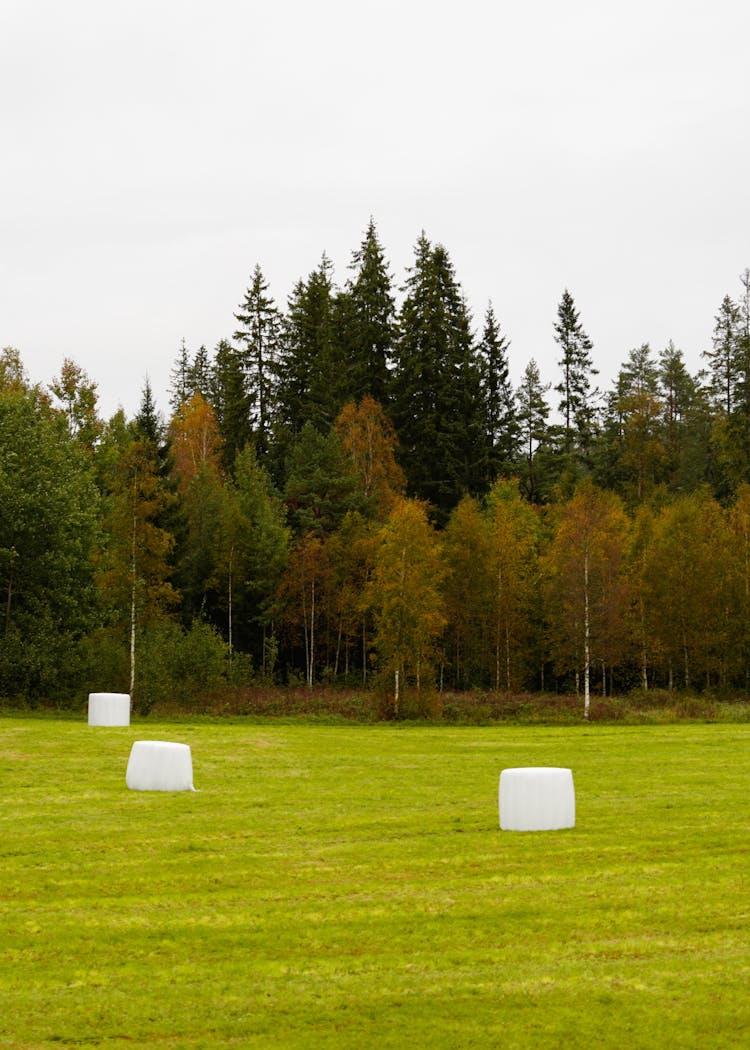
xmin=3 ymin=0 xmax=749 ymax=420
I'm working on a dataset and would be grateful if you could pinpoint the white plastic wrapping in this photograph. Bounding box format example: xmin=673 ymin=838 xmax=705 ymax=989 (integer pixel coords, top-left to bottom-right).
xmin=126 ymin=740 xmax=195 ymax=792
xmin=499 ymin=766 xmax=575 ymax=831
xmin=88 ymin=692 xmax=131 ymax=726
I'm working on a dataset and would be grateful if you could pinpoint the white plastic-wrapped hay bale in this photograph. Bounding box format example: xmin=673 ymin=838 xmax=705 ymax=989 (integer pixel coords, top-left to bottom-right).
xmin=126 ymin=740 xmax=195 ymax=792
xmin=88 ymin=692 xmax=131 ymax=726
xmin=499 ymin=767 xmax=575 ymax=831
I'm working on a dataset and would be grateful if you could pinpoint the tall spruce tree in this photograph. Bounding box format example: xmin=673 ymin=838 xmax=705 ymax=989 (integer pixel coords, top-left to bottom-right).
xmin=169 ymin=339 xmax=192 ymax=411
xmin=275 ymin=254 xmax=345 ymax=440
xmin=705 ymin=294 xmax=742 ymax=415
xmin=188 ymin=345 xmax=212 ymax=400
xmin=392 ymin=233 xmax=485 ymax=516
xmin=340 ymin=218 xmax=395 ymax=405
xmin=134 ymin=378 xmax=163 ymax=446
xmin=554 ymin=289 xmax=598 ymax=454
xmin=233 ymin=264 xmax=282 ymax=459
xmin=516 ymin=359 xmax=550 ymax=503
xmin=211 ymin=339 xmax=252 ymax=474
xmin=477 ymin=302 xmax=518 ymax=477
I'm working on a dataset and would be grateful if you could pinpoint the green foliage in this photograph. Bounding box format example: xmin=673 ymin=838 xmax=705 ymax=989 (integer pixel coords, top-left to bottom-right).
xmin=275 ymin=254 xmax=345 ymax=437
xmin=233 ymin=264 xmax=282 ymax=460
xmin=339 ymin=217 xmax=395 ymax=405
xmin=0 ymin=386 xmax=101 ymax=699
xmin=554 ymin=288 xmax=598 ymax=456
xmin=283 ymin=422 xmax=365 ymax=536
xmin=392 ymin=234 xmax=486 ymax=516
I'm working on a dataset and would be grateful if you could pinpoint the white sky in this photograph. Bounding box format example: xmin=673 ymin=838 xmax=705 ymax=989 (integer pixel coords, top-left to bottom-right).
xmin=2 ymin=0 xmax=749 ymax=420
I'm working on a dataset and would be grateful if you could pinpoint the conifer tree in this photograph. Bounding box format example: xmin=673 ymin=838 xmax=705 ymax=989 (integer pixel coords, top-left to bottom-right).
xmin=704 ymin=294 xmax=742 ymax=415
xmin=554 ymin=289 xmax=598 ymax=454
xmin=516 ymin=359 xmax=550 ymax=502
xmin=275 ymin=254 xmax=344 ymax=440
xmin=340 ymin=218 xmax=395 ymax=405
xmin=233 ymin=264 xmax=282 ymax=459
xmin=477 ymin=302 xmax=518 ymax=478
xmin=188 ymin=345 xmax=212 ymax=400
xmin=169 ymin=339 xmax=192 ymax=411
xmin=392 ymin=233 xmax=485 ymax=515
xmin=211 ymin=339 xmax=252 ymax=473
xmin=134 ymin=378 xmax=163 ymax=445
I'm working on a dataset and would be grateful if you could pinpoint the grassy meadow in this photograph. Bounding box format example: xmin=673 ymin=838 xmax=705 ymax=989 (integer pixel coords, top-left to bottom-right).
xmin=1 ymin=716 xmax=750 ymax=1048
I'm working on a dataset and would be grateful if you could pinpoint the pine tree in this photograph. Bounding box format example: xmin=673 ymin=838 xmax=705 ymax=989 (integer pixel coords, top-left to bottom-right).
xmin=188 ymin=345 xmax=212 ymax=400
xmin=275 ymin=254 xmax=345 ymax=439
xmin=233 ymin=265 xmax=282 ymax=459
xmin=704 ymin=294 xmax=742 ymax=415
xmin=169 ymin=339 xmax=192 ymax=411
xmin=477 ymin=302 xmax=518 ymax=477
xmin=341 ymin=218 xmax=395 ymax=405
xmin=210 ymin=339 xmax=252 ymax=473
xmin=657 ymin=341 xmax=706 ymax=491
xmin=721 ymin=273 xmax=750 ymax=490
xmin=134 ymin=378 xmax=163 ymax=445
xmin=554 ymin=289 xmax=598 ymax=455
xmin=392 ymin=233 xmax=485 ymax=516
xmin=516 ymin=359 xmax=550 ymax=502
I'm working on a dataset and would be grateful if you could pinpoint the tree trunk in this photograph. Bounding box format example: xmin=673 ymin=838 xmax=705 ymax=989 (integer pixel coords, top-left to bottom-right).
xmin=362 ymin=619 xmax=367 ymax=686
xmin=394 ymin=668 xmax=399 ymax=716
xmin=227 ymin=544 xmax=234 ymax=664
xmin=4 ymin=555 xmax=13 ymax=635
xmin=334 ymin=615 xmax=342 ymax=677
xmin=129 ymin=493 xmax=137 ymax=702
xmin=583 ymin=547 xmax=590 ymax=720
xmin=308 ymin=579 xmax=315 ymax=688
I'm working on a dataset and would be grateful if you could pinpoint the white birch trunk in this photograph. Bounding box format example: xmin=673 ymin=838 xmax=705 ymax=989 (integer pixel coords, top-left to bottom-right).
xmin=308 ymin=578 xmax=315 ymax=688
xmin=228 ymin=544 xmax=234 ymax=664
xmin=583 ymin=546 xmax=590 ymax=720
xmin=129 ymin=483 xmax=137 ymax=704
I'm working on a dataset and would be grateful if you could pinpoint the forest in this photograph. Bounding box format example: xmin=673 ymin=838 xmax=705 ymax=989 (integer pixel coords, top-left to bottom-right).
xmin=2 ymin=220 xmax=750 ymax=715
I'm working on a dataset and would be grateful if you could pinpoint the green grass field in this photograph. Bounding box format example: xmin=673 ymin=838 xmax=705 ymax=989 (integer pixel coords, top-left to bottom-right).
xmin=2 ymin=717 xmax=749 ymax=1048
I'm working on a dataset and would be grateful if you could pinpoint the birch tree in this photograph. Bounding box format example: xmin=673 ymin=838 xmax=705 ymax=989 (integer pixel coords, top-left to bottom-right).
xmin=98 ymin=437 xmax=178 ymax=700
xmin=643 ymin=493 xmax=733 ymax=689
xmin=366 ymin=498 xmax=446 ymax=714
xmin=443 ymin=495 xmax=492 ymax=689
xmin=485 ymin=479 xmax=540 ymax=691
xmin=544 ymin=480 xmax=628 ymax=717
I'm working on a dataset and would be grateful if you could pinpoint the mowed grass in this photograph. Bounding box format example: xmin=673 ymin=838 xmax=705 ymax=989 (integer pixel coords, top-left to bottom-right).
xmin=1 ymin=718 xmax=750 ymax=1049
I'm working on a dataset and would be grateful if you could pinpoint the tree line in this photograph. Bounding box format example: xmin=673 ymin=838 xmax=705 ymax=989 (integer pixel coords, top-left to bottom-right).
xmin=2 ymin=219 xmax=750 ymax=712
